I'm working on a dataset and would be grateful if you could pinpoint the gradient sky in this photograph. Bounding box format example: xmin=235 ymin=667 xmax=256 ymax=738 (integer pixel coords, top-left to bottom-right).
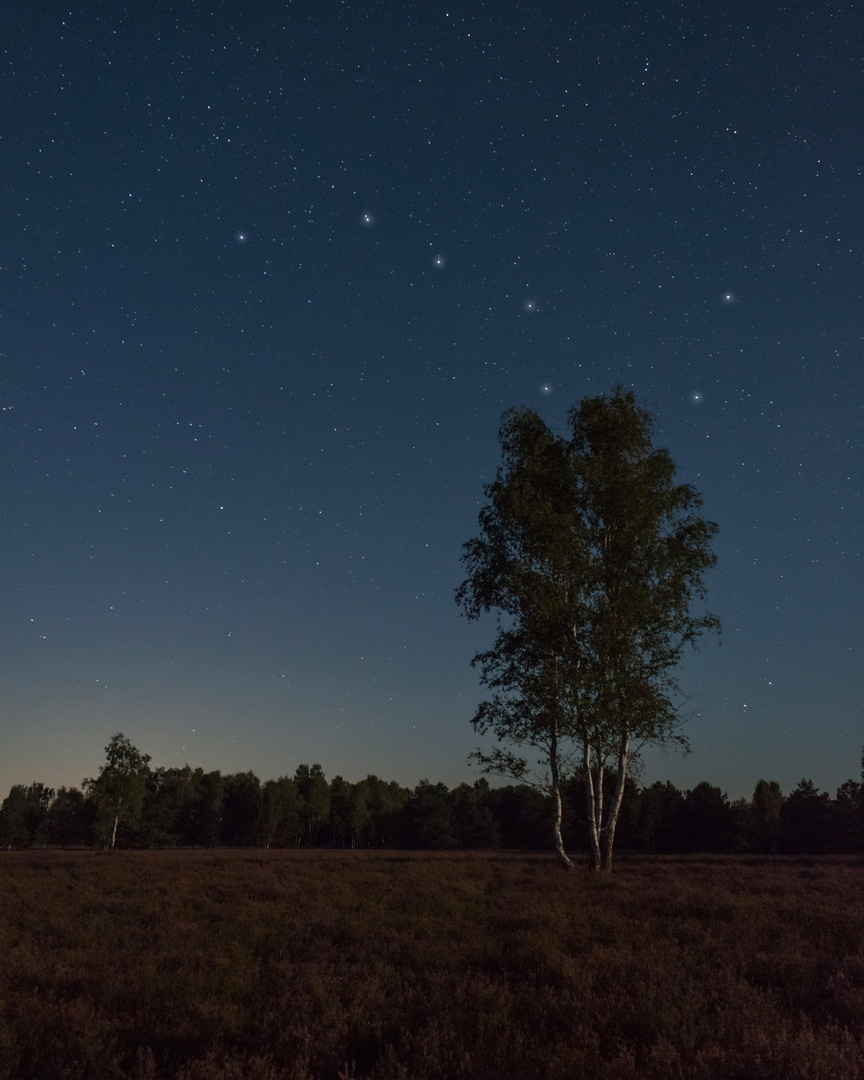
xmin=2 ymin=1 xmax=861 ymax=802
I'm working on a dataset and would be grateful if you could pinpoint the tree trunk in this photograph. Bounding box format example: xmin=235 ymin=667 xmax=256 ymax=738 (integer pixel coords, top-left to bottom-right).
xmin=584 ymin=740 xmax=603 ymax=871
xmin=110 ymin=813 xmax=119 ymax=850
xmin=549 ymin=734 xmax=573 ymax=869
xmin=600 ymin=734 xmax=629 ymax=871
xmin=551 ymin=781 xmax=573 ymax=869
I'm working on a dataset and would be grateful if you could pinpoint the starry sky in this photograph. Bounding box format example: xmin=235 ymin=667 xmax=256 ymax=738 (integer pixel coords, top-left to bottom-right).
xmin=2 ymin=0 xmax=861 ymax=802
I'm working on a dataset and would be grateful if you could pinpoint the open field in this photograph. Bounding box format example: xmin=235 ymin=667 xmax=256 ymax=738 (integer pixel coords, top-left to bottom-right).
xmin=0 ymin=851 xmax=862 ymax=1079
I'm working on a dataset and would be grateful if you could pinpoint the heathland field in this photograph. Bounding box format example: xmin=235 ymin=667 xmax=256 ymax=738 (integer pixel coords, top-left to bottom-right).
xmin=0 ymin=851 xmax=862 ymax=1079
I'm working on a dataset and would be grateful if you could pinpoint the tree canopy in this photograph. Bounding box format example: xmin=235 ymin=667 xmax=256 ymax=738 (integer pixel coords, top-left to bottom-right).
xmin=457 ymin=388 xmax=720 ymax=868
xmin=83 ymin=733 xmax=152 ymax=849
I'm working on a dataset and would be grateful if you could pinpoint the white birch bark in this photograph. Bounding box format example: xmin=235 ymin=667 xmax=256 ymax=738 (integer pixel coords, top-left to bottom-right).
xmin=601 ymin=734 xmax=629 ymax=870
xmin=584 ymin=741 xmax=603 ymax=871
xmin=549 ymin=725 xmax=574 ymax=868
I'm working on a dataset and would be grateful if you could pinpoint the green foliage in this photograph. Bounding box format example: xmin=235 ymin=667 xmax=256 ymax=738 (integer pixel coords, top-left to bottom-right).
xmin=751 ymin=779 xmax=785 ymax=853
xmin=83 ymin=733 xmax=152 ymax=849
xmin=485 ymin=784 xmax=553 ymax=850
xmin=259 ymin=776 xmax=302 ymax=848
xmin=458 ymin=389 xmax=719 ymax=869
xmin=140 ymin=766 xmax=198 ymax=846
xmin=407 ymin=780 xmax=457 ymax=849
xmin=294 ymin=763 xmax=331 ymax=845
xmin=0 ymin=783 xmax=54 ymax=848
xmin=6 ymin=744 xmax=863 ymax=856
xmin=329 ymin=776 xmax=371 ymax=848
xmin=178 ymin=768 xmax=225 ymax=847
xmin=834 ymin=777 xmax=863 ymax=853
xmin=353 ymin=774 xmax=410 ymax=847
xmin=47 ymin=786 xmax=94 ymax=847
xmin=629 ymin=780 xmax=686 ymax=854
xmin=679 ymin=782 xmax=743 ymax=853
xmin=780 ymin=779 xmax=836 ymax=854
xmin=220 ymin=772 xmax=262 ymax=846
xmin=449 ymin=782 xmax=502 ymax=849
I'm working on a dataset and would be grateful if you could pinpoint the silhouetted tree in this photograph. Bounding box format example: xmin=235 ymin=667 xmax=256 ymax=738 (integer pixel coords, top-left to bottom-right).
xmin=356 ymin=775 xmax=409 ymax=847
xmin=260 ymin=776 xmax=302 ymax=848
xmin=140 ymin=766 xmax=201 ymax=846
xmin=779 ymin=779 xmax=833 ymax=853
xmin=329 ymin=776 xmax=372 ymax=848
xmin=450 ymin=781 xmax=501 ymax=848
xmin=485 ymin=784 xmax=552 ymax=850
xmin=835 ymin=776 xmax=863 ymax=852
xmin=749 ymin=779 xmax=784 ymax=854
xmin=220 ymin=772 xmax=262 ymax=846
xmin=174 ymin=769 xmax=224 ymax=846
xmin=632 ymin=780 xmax=685 ymax=853
xmin=0 ymin=783 xmax=54 ymax=847
xmin=679 ymin=782 xmax=741 ymax=853
xmin=83 ymin=734 xmax=151 ymax=849
xmin=295 ymin=764 xmax=330 ymax=845
xmin=406 ymin=780 xmax=456 ymax=849
xmin=457 ymin=389 xmax=719 ymax=870
xmin=47 ymin=786 xmax=94 ymax=847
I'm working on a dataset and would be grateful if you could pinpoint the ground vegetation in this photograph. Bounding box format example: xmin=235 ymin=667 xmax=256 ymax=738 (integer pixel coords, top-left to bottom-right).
xmin=0 ymin=850 xmax=862 ymax=1079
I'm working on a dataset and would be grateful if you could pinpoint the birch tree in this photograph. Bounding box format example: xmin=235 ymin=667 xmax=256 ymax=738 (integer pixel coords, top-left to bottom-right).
xmin=83 ymin=733 xmax=151 ymax=849
xmin=457 ymin=407 xmax=583 ymax=866
xmin=457 ymin=388 xmax=719 ymax=870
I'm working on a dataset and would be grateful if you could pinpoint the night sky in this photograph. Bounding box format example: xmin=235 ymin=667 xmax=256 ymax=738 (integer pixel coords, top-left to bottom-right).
xmin=2 ymin=1 xmax=861 ymax=802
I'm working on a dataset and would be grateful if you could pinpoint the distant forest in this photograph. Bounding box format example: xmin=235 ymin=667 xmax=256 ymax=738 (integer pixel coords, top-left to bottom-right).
xmin=3 ymin=745 xmax=863 ymax=855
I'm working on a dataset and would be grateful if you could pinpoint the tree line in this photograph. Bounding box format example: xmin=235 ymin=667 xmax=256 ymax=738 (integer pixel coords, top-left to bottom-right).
xmin=2 ymin=735 xmax=862 ymax=855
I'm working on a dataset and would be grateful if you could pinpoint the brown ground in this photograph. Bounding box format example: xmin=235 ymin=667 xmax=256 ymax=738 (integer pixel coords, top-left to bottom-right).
xmin=0 ymin=850 xmax=861 ymax=1079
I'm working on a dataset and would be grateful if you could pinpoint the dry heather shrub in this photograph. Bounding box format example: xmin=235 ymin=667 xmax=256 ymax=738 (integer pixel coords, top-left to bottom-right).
xmin=0 ymin=851 xmax=862 ymax=1079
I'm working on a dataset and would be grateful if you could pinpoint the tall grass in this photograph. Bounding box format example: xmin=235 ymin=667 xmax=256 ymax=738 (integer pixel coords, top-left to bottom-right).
xmin=0 ymin=851 xmax=861 ymax=1079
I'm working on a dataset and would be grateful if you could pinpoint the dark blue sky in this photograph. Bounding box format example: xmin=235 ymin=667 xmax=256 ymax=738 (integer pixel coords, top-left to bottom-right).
xmin=2 ymin=0 xmax=861 ymax=800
